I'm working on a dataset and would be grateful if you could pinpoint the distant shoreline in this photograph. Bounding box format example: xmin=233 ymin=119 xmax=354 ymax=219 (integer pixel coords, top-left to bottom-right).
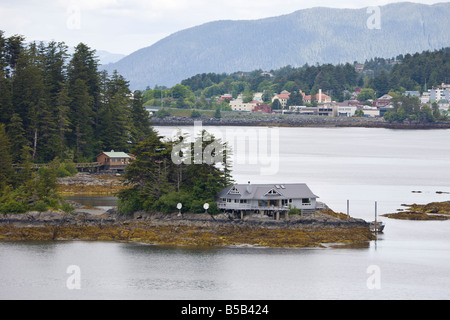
xmin=151 ymin=115 xmax=450 ymax=130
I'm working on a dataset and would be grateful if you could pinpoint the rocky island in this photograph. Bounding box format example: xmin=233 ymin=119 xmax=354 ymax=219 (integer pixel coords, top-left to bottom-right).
xmin=0 ymin=207 xmax=375 ymax=248
xmin=383 ymin=202 xmax=450 ymax=220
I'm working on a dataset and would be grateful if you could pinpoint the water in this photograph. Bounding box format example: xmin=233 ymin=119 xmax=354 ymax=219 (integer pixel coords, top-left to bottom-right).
xmin=1 ymin=127 xmax=450 ymax=300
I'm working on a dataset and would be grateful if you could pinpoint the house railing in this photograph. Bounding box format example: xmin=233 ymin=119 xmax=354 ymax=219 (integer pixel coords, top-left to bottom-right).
xmin=218 ymin=203 xmax=315 ymax=212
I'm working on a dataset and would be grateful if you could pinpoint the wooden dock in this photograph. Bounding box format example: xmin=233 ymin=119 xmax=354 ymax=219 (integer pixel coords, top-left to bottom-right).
xmin=12 ymin=162 xmax=103 ymax=170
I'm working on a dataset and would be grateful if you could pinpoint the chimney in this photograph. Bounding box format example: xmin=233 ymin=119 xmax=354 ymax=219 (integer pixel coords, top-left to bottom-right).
xmin=319 ymin=89 xmax=322 ymax=104
xmin=247 ymin=181 xmax=252 ymax=193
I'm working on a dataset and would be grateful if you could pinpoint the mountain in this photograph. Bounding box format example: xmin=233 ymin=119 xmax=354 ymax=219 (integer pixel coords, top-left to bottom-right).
xmin=96 ymin=50 xmax=126 ymax=65
xmin=103 ymin=2 xmax=450 ymax=90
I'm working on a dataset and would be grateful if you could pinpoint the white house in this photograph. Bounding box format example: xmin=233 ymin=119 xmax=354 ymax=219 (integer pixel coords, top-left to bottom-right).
xmin=229 ymin=97 xmax=260 ymax=112
xmin=217 ymin=183 xmax=319 ymax=219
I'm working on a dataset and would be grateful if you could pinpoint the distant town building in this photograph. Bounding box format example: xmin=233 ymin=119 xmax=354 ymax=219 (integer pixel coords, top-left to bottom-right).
xmin=302 ymin=89 xmax=332 ymax=104
xmin=252 ymin=104 xmax=272 ymax=114
xmin=272 ymin=90 xmax=291 ymax=108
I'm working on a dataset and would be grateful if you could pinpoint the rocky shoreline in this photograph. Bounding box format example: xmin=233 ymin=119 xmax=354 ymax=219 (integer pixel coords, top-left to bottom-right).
xmin=57 ymin=173 xmax=127 ymax=195
xmin=382 ymin=202 xmax=450 ymax=220
xmin=0 ymin=208 xmax=375 ymax=248
xmin=151 ymin=114 xmax=450 ymax=129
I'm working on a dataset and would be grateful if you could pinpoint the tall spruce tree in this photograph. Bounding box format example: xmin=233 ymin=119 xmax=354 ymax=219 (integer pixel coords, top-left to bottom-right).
xmin=67 ymin=43 xmax=100 ymax=161
xmin=130 ymin=90 xmax=153 ymax=144
xmin=0 ymin=124 xmax=14 ymax=191
xmin=98 ymin=70 xmax=132 ymax=152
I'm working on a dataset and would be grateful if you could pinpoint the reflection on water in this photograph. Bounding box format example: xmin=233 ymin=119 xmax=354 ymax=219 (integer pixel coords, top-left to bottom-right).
xmin=1 ymin=240 xmax=450 ymax=300
xmin=65 ymin=196 xmax=118 ymax=210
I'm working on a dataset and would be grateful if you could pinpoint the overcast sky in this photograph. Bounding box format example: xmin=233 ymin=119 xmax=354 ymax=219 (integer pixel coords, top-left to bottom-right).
xmin=0 ymin=0 xmax=445 ymax=55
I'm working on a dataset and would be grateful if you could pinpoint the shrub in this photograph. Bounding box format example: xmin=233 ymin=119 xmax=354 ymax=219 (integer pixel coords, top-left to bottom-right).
xmin=60 ymin=201 xmax=75 ymax=214
xmin=56 ymin=166 xmax=71 ymax=178
xmin=190 ymin=110 xmax=202 ymax=118
xmin=289 ymin=206 xmax=301 ymax=215
xmin=154 ymin=191 xmax=191 ymax=214
xmin=64 ymin=162 xmax=78 ymax=176
xmin=117 ymin=189 xmax=143 ymax=215
xmin=31 ymin=201 xmax=49 ymax=212
xmin=0 ymin=199 xmax=27 ymax=214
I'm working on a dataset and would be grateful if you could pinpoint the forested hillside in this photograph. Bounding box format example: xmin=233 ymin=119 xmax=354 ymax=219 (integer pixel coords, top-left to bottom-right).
xmin=142 ymin=47 xmax=450 ymax=110
xmin=0 ymin=31 xmax=152 ymax=164
xmin=104 ymin=2 xmax=450 ymax=90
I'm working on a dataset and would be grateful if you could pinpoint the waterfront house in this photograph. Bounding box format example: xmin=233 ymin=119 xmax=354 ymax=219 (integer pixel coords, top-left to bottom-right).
xmin=96 ymin=150 xmax=135 ymax=171
xmin=217 ymin=182 xmax=319 ymax=219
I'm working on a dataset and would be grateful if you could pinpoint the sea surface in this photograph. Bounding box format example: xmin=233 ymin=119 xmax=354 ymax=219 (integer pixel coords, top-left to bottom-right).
xmin=1 ymin=126 xmax=450 ymax=300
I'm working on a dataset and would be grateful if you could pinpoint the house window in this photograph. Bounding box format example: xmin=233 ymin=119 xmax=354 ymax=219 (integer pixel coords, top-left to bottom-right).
xmin=229 ymin=187 xmax=241 ymax=195
xmin=258 ymin=200 xmax=268 ymax=207
xmin=240 ymin=200 xmax=247 ymax=204
xmin=302 ymin=198 xmax=311 ymax=205
xmin=266 ymin=189 xmax=281 ymax=196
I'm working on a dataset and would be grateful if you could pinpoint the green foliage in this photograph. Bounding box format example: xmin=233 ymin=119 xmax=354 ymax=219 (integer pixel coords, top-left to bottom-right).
xmin=289 ymin=206 xmax=301 ymax=215
xmin=155 ymin=108 xmax=171 ymax=118
xmin=56 ymin=162 xmax=77 ymax=178
xmin=118 ymin=130 xmax=233 ymax=215
xmin=214 ymin=108 xmax=222 ymax=119
xmin=190 ymin=110 xmax=202 ymax=118
xmin=0 ymin=32 xmax=153 ymax=164
xmin=357 ymin=88 xmax=376 ymax=101
xmin=384 ymin=95 xmax=439 ymax=123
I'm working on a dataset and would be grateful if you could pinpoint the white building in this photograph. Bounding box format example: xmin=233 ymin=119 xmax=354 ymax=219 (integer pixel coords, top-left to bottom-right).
xmin=229 ymin=97 xmax=260 ymax=112
xmin=338 ymin=106 xmax=357 ymax=117
xmin=363 ymin=106 xmax=380 ymax=117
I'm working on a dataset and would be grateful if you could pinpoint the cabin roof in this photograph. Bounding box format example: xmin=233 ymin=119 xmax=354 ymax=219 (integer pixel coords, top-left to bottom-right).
xmin=97 ymin=150 xmax=131 ymax=158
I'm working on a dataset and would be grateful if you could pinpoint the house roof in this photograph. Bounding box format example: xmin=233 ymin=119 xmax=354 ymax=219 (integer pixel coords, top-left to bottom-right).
xmin=217 ymin=183 xmax=318 ymax=200
xmin=98 ymin=150 xmax=131 ymax=158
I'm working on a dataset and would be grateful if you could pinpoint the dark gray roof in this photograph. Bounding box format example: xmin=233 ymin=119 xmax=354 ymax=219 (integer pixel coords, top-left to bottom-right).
xmin=217 ymin=183 xmax=318 ymax=200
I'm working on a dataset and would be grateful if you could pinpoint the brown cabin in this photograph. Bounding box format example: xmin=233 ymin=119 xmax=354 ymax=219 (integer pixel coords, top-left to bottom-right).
xmin=96 ymin=150 xmax=135 ymax=171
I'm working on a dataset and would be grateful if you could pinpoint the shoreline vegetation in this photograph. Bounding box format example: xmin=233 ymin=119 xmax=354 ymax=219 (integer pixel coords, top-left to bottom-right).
xmin=151 ymin=113 xmax=450 ymax=129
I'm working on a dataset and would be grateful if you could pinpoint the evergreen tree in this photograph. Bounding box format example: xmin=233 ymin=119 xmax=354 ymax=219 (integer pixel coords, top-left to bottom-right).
xmin=67 ymin=43 xmax=100 ymax=160
xmin=130 ymin=90 xmax=153 ymax=144
xmin=98 ymin=70 xmax=132 ymax=152
xmin=0 ymin=124 xmax=14 ymax=191
xmin=68 ymin=78 xmax=94 ymax=161
xmin=11 ymin=43 xmax=49 ymax=161
xmin=7 ymin=113 xmax=30 ymax=163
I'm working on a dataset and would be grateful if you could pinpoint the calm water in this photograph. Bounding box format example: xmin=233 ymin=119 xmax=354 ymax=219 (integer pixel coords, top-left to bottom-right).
xmin=1 ymin=127 xmax=450 ymax=300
